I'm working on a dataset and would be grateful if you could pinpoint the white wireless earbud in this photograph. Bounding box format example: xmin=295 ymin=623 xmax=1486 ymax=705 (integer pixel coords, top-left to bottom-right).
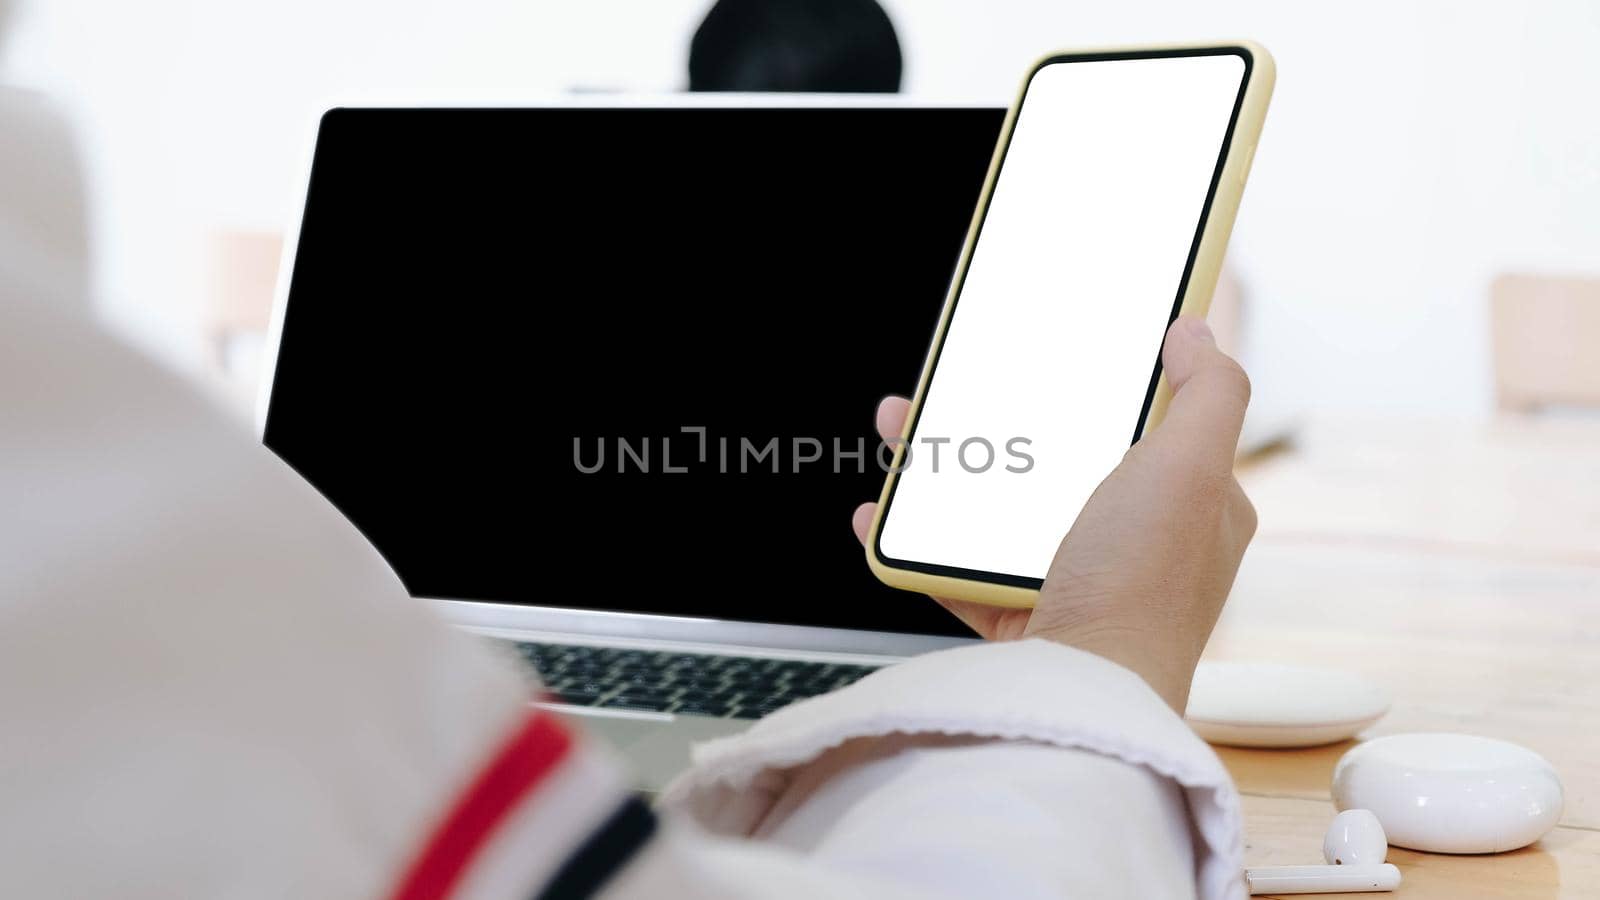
xmin=1323 ymin=809 xmax=1388 ymax=866
xmin=1246 ymin=809 xmax=1401 ymax=895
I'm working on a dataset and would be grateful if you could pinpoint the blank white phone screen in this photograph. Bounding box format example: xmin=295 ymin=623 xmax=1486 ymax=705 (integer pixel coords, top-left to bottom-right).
xmin=878 ymin=53 xmax=1246 ymax=582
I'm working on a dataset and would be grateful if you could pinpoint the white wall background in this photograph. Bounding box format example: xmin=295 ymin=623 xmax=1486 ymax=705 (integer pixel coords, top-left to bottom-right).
xmin=3 ymin=0 xmax=1599 ymax=415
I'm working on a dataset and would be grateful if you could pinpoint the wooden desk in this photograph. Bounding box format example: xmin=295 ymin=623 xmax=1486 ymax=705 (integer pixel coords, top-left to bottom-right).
xmin=1218 ymin=416 xmax=1600 ymax=898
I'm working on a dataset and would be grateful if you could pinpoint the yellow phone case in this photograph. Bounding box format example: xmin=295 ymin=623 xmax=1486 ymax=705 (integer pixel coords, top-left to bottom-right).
xmin=866 ymin=41 xmax=1276 ymax=609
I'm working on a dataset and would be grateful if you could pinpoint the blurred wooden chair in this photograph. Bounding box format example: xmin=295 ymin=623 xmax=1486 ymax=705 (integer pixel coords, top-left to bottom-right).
xmin=1491 ymin=273 xmax=1600 ymax=413
xmin=1207 ymin=264 xmax=1297 ymax=464
xmin=1208 ymin=264 xmax=1245 ymax=360
xmin=204 ymin=230 xmax=282 ymax=375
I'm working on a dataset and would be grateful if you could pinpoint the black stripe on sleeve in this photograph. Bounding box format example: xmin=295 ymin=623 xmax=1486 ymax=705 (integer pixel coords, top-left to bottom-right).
xmin=534 ymin=796 xmax=657 ymax=900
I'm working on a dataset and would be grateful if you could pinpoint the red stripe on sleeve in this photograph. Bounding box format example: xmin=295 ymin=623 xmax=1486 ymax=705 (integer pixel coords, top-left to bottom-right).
xmin=389 ymin=710 xmax=574 ymax=900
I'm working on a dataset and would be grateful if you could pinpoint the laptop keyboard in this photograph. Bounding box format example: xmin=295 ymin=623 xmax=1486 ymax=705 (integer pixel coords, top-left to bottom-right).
xmin=510 ymin=641 xmax=881 ymax=719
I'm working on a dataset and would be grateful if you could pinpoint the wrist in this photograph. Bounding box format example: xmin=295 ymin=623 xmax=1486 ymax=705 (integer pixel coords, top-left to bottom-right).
xmin=1024 ymin=623 xmax=1196 ymax=712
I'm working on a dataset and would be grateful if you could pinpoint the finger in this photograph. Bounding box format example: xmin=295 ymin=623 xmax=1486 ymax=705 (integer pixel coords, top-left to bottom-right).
xmin=928 ymin=594 xmax=999 ymax=638
xmin=851 ymin=501 xmax=876 ymax=544
xmin=1154 ymin=316 xmax=1251 ymax=469
xmin=875 ymin=395 xmax=912 ymax=443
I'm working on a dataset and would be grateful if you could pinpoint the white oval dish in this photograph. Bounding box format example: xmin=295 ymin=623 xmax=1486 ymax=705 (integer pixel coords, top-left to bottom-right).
xmin=1332 ymin=732 xmax=1564 ymax=854
xmin=1184 ymin=661 xmax=1391 ymax=748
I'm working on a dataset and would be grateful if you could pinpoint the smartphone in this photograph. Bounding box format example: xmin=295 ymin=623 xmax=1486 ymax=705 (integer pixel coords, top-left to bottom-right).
xmin=866 ymin=43 xmax=1274 ymax=608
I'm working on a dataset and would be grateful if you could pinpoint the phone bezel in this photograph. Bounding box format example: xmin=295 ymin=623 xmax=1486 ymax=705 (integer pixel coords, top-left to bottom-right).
xmin=868 ymin=43 xmax=1271 ymax=604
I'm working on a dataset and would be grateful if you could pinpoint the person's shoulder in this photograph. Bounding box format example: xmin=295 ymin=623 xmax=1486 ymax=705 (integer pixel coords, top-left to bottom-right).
xmin=0 ymin=84 xmax=91 ymax=309
xmin=0 ymin=84 xmax=76 ymax=137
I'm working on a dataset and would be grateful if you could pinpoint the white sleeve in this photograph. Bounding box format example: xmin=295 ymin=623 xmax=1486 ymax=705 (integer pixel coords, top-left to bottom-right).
xmin=639 ymin=640 xmax=1243 ymax=900
xmin=605 ymin=736 xmax=1203 ymax=900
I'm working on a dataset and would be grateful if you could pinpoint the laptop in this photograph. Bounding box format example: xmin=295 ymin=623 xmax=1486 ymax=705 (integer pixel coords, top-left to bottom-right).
xmin=257 ymin=99 xmax=1005 ymax=789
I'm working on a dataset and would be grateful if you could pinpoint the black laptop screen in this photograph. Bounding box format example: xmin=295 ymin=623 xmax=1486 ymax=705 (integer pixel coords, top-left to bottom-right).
xmin=263 ymin=106 xmax=1004 ymax=637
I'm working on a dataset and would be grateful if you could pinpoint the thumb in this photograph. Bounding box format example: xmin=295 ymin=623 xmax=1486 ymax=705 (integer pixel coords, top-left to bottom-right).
xmin=1152 ymin=315 xmax=1251 ymax=469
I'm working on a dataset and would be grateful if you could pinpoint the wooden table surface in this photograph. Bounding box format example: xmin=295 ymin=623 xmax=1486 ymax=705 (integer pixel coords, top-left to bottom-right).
xmin=1219 ymin=415 xmax=1600 ymax=898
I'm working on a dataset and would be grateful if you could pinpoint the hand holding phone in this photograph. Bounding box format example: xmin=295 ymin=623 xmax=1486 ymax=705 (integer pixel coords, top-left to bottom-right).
xmin=866 ymin=43 xmax=1274 ymax=608
xmin=855 ymin=315 xmax=1257 ymax=710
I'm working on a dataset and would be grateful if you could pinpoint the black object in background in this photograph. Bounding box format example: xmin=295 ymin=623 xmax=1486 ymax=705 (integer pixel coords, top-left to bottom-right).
xmin=690 ymin=0 xmax=903 ymax=93
xmin=265 ymin=107 xmax=1003 ymax=636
